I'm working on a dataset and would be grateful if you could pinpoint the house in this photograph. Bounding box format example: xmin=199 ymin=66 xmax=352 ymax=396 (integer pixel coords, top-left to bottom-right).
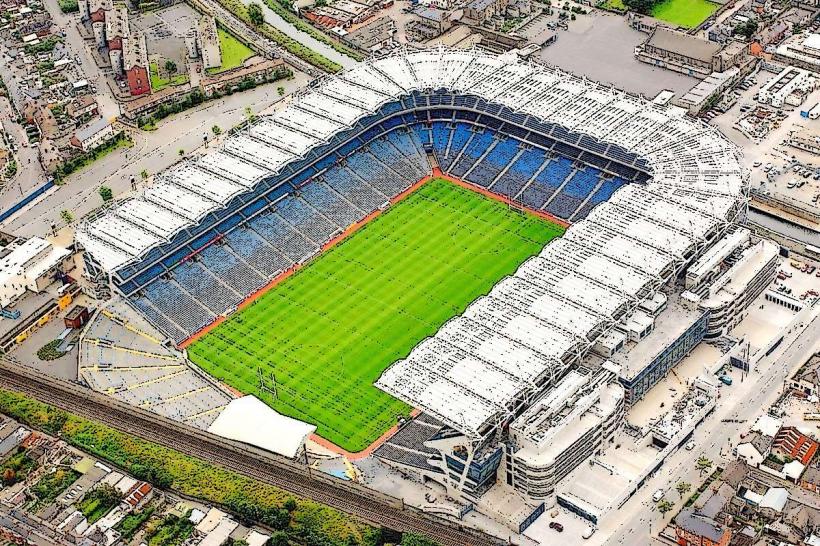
xmin=123 ymin=31 xmax=150 ymax=96
xmin=122 ymin=481 xmax=153 ymax=511
xmin=341 ymin=16 xmax=395 ymax=53
xmin=673 ymin=507 xmax=731 ymax=546
xmin=773 ymin=426 xmax=819 ymax=466
xmin=66 ymin=95 xmax=99 ymax=121
xmin=736 ymin=431 xmax=773 ymax=467
xmin=759 ymin=487 xmax=789 ymax=519
xmin=801 ymin=465 xmax=820 ymax=493
xmin=635 ymin=27 xmax=722 ymax=78
xmin=196 ymin=15 xmax=221 ymax=70
xmin=70 ymin=117 xmax=114 ymax=152
xmin=463 ymin=0 xmax=509 ymax=23
xmin=105 ymin=4 xmax=128 ymax=75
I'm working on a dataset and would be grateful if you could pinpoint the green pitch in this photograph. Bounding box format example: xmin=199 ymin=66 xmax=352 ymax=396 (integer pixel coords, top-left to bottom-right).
xmin=651 ymin=0 xmax=718 ymax=28
xmin=188 ymin=179 xmax=565 ymax=452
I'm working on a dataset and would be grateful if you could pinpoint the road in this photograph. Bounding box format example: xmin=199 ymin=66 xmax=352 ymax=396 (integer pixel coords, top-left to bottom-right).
xmin=0 ymin=360 xmax=500 ymax=546
xmin=601 ymin=301 xmax=820 ymax=545
xmin=1 ymin=71 xmax=311 ymax=238
xmin=0 ymin=96 xmax=45 ymax=200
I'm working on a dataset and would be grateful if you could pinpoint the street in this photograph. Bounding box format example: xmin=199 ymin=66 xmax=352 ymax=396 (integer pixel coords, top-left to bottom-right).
xmin=1 ymin=71 xmax=310 ymax=238
xmin=601 ymin=301 xmax=820 ymax=545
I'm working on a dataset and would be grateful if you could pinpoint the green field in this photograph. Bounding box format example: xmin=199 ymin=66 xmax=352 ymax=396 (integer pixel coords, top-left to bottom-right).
xmin=149 ymin=62 xmax=189 ymax=92
xmin=206 ymin=28 xmax=254 ymax=75
xmin=188 ymin=179 xmax=565 ymax=452
xmin=651 ymin=0 xmax=718 ymax=28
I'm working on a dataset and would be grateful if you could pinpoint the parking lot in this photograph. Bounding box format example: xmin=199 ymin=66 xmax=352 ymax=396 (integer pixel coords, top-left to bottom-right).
xmin=538 ymin=10 xmax=699 ymax=97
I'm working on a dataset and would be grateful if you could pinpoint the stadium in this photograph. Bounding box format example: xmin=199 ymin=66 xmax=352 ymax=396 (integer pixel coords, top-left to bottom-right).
xmin=75 ymin=47 xmax=748 ymax=528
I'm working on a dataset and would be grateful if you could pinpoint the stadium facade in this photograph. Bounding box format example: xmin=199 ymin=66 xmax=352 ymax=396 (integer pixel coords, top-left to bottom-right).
xmin=76 ymin=48 xmax=750 ymax=525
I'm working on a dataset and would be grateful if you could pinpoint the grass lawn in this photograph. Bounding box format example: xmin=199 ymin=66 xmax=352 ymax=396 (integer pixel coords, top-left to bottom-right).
xmin=205 ymin=28 xmax=254 ymax=75
xmin=188 ymin=179 xmax=565 ymax=452
xmin=651 ymin=0 xmax=718 ymax=28
xmin=601 ymin=0 xmax=626 ymax=10
xmin=149 ymin=62 xmax=189 ymax=92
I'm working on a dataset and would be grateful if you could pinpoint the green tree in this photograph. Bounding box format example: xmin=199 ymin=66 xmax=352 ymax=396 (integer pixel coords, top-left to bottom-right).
xmin=244 ymin=106 xmax=257 ymax=123
xmin=98 ymin=185 xmax=113 ymax=202
xmin=178 ymin=148 xmax=185 ymax=156
xmin=657 ymin=499 xmax=674 ymax=515
xmin=164 ymin=60 xmax=178 ymax=76
xmin=140 ymin=169 xmax=149 ymax=181
xmin=60 ymin=210 xmax=74 ymax=224
xmin=733 ymin=19 xmax=758 ymax=39
xmin=676 ymin=481 xmax=691 ymax=499
xmin=266 ymin=531 xmax=288 ymax=546
xmin=277 ymin=86 xmax=285 ymax=96
xmin=623 ymin=0 xmax=655 ymax=14
xmin=696 ymin=456 xmax=713 ymax=476
xmin=248 ymin=2 xmax=265 ymax=25
xmin=211 ymin=125 xmax=222 ymax=136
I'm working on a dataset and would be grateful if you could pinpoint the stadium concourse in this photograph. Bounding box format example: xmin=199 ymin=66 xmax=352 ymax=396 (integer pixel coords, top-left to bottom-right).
xmin=74 ymin=47 xmax=748 ymax=531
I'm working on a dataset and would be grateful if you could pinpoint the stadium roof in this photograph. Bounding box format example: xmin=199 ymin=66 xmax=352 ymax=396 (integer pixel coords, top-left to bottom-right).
xmin=76 ymin=47 xmax=747 ymax=439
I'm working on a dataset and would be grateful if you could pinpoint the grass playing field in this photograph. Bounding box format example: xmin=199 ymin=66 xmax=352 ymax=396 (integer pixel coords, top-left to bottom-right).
xmin=650 ymin=0 xmax=718 ymax=28
xmin=188 ymin=179 xmax=565 ymax=452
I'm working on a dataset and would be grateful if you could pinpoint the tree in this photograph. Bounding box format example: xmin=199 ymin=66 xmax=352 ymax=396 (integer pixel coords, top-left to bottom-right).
xmin=696 ymin=456 xmax=713 ymax=476
xmin=164 ymin=60 xmax=177 ymax=76
xmin=623 ymin=0 xmax=655 ymax=14
xmin=248 ymin=2 xmax=264 ymax=25
xmin=60 ymin=210 xmax=74 ymax=224
xmin=266 ymin=531 xmax=288 ymax=546
xmin=244 ymin=106 xmax=257 ymax=123
xmin=733 ymin=19 xmax=758 ymax=39
xmin=98 ymin=185 xmax=113 ymax=202
xmin=657 ymin=499 xmax=674 ymax=515
xmin=676 ymin=481 xmax=691 ymax=499
xmin=401 ymin=533 xmax=439 ymax=546
xmin=277 ymin=86 xmax=285 ymax=96
xmin=2 ymin=468 xmax=15 ymax=485
xmin=178 ymin=148 xmax=185 ymax=156
xmin=211 ymin=125 xmax=222 ymax=136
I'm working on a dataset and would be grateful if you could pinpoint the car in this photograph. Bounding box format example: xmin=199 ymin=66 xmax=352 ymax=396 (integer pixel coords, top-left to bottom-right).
xmin=549 ymin=522 xmax=564 ymax=532
xmin=685 ymin=441 xmax=696 ymax=450
xmin=753 ymin=161 xmax=762 ymax=167
xmin=653 ymin=489 xmax=665 ymax=502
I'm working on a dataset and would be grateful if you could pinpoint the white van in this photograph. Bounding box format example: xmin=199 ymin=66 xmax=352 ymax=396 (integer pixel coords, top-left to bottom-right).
xmin=652 ymin=489 xmax=665 ymax=502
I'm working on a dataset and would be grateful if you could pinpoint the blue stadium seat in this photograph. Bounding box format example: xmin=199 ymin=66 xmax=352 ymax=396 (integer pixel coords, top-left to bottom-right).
xmin=561 ymin=167 xmax=603 ymax=200
xmin=141 ymin=278 xmax=213 ymax=336
xmin=173 ymin=260 xmax=241 ymax=315
xmin=489 ymin=148 xmax=546 ymax=198
xmin=448 ymin=130 xmax=495 ymax=178
xmin=199 ymin=243 xmax=265 ymax=295
xmin=276 ymin=196 xmax=338 ymax=243
xmin=324 ymin=166 xmax=386 ymax=212
xmin=224 ymin=227 xmax=292 ymax=277
xmin=517 ymin=156 xmax=573 ymax=210
xmin=132 ymin=296 xmax=188 ymax=343
xmin=572 ymin=177 xmax=627 ymax=220
xmin=248 ymin=212 xmax=318 ymax=262
xmin=300 ymin=180 xmax=362 ymax=228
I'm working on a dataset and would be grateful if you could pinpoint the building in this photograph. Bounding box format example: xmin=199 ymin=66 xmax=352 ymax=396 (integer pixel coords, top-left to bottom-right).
xmin=674 ymin=507 xmax=732 ymax=546
xmin=341 ymin=16 xmax=395 ymax=53
xmin=123 ymin=31 xmax=150 ymax=96
xmin=506 ymin=365 xmax=625 ymax=500
xmin=610 ymin=293 xmax=708 ymax=405
xmin=696 ymin=239 xmax=779 ymax=339
xmin=677 ymin=68 xmax=740 ymax=114
xmin=0 ymin=238 xmax=72 ymax=308
xmin=64 ymin=305 xmax=90 ymax=329
xmin=685 ymin=229 xmax=751 ymax=293
xmin=775 ymin=33 xmax=820 ymax=73
xmin=464 ymin=0 xmax=509 ymax=23
xmin=105 ymin=4 xmax=128 ymax=76
xmin=635 ymin=27 xmax=723 ymax=78
xmin=70 ymin=117 xmax=115 ymax=152
xmin=86 ymin=0 xmax=113 ymax=48
xmin=65 ymin=95 xmax=99 ymax=121
xmin=773 ymin=426 xmax=819 ymax=466
xmin=197 ymin=15 xmax=222 ymax=70
xmin=736 ymin=431 xmax=773 ymax=467
xmin=757 ymin=66 xmax=817 ymax=108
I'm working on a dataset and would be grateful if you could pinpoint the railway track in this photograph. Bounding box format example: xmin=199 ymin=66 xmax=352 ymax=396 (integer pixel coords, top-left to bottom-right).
xmin=0 ymin=362 xmax=501 ymax=546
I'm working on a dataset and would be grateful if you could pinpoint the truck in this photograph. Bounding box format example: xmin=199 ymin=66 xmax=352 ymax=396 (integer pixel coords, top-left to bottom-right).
xmin=719 ymin=375 xmax=733 ymax=386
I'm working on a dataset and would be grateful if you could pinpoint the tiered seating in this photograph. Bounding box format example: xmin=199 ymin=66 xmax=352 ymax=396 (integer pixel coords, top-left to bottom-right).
xmin=132 ymin=297 xmax=187 ymax=343
xmin=387 ymin=130 xmax=430 ymax=179
xmin=490 ymin=148 xmax=547 ymax=198
xmin=518 ymin=156 xmax=574 ymax=210
xmin=276 ymin=195 xmax=338 ymax=243
xmin=173 ymin=260 xmax=241 ymax=315
xmin=573 ymin=176 xmax=628 ymax=220
xmin=141 ymin=278 xmax=212 ymax=336
xmin=439 ymin=123 xmax=471 ymax=171
xmin=323 ymin=166 xmax=387 ymax=212
xmin=431 ymin=122 xmax=450 ymax=157
xmin=449 ymin=130 xmax=495 ymax=179
xmin=347 ymin=151 xmax=408 ymax=196
xmin=300 ymin=180 xmax=362 ymax=228
xmin=199 ymin=243 xmax=265 ymax=295
xmin=545 ymin=167 xmax=604 ymax=219
xmin=224 ymin=227 xmax=292 ymax=277
xmin=463 ymin=138 xmax=519 ymax=188
xmin=248 ymin=212 xmax=318 ymax=262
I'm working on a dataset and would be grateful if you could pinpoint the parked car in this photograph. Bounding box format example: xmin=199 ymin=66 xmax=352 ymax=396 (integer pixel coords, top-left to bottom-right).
xmin=549 ymin=522 xmax=564 ymax=532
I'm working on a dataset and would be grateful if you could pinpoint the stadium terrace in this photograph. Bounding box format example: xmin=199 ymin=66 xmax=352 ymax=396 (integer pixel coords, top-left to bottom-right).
xmin=76 ymin=47 xmax=748 ymax=511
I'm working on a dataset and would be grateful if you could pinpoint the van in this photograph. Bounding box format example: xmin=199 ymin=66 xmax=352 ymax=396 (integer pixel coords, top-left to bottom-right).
xmin=653 ymin=489 xmax=665 ymax=502
xmin=685 ymin=441 xmax=696 ymax=451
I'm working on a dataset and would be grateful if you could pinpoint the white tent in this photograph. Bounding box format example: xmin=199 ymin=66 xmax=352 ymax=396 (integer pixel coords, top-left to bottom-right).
xmin=207 ymin=396 xmax=316 ymax=459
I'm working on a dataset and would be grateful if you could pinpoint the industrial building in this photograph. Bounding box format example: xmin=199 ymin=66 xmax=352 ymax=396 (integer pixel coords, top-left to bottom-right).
xmin=0 ymin=237 xmax=72 ymax=309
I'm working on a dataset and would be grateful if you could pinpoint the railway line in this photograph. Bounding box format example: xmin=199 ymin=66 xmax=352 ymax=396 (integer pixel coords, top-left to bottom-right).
xmin=0 ymin=362 xmax=501 ymax=546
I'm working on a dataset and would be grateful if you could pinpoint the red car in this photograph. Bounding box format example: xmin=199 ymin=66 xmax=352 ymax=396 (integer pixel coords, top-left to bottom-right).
xmin=549 ymin=522 xmax=564 ymax=532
